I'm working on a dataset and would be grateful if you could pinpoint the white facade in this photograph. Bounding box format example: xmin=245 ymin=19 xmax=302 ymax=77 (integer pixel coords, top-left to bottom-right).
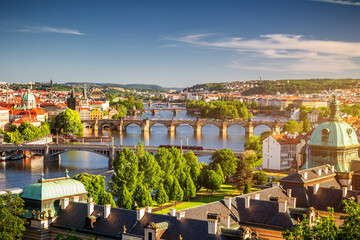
xmin=263 ymin=135 xmax=282 ymax=170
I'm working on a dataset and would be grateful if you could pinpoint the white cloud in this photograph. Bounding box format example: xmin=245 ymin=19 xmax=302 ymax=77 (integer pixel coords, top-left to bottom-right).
xmin=17 ymin=25 xmax=86 ymax=35
xmin=167 ymin=33 xmax=360 ymax=73
xmin=313 ymin=0 xmax=360 ymax=6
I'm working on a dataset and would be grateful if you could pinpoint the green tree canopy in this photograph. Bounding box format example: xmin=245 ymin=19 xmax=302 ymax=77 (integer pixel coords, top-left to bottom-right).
xmin=116 ymin=184 xmax=133 ymax=209
xmin=0 ymin=192 xmax=27 ymax=239
xmin=209 ymin=149 xmax=238 ymax=178
xmin=244 ymin=135 xmax=262 ymax=152
xmin=133 ymin=183 xmax=152 ymax=208
xmin=170 ymin=178 xmax=184 ymax=201
xmin=243 ymin=181 xmax=252 ymax=194
xmin=183 ymin=173 xmax=197 ymax=199
xmin=203 ymin=170 xmax=222 ymax=192
xmin=183 ymin=152 xmax=201 ymax=184
xmin=138 ymin=152 xmax=161 ymax=189
xmin=253 ymin=169 xmax=267 ymax=186
xmin=303 ymin=118 xmax=310 ymax=133
xmin=236 ymin=157 xmax=253 ymax=186
xmin=53 ymin=108 xmax=83 ymax=136
xmin=73 ymin=173 xmax=116 ymax=207
xmin=211 ymin=163 xmax=225 ymax=183
xmin=155 ymin=183 xmax=169 ymax=206
xmin=283 ymin=120 xmax=302 ymax=134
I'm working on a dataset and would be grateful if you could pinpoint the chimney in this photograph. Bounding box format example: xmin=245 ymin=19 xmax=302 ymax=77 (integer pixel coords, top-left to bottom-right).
xmin=278 ymin=199 xmax=287 ymax=213
xmin=87 ymin=197 xmax=94 ymax=216
xmin=169 ymin=208 xmax=176 ymax=217
xmin=342 ymin=186 xmax=348 ymax=198
xmin=357 ymin=195 xmax=360 ymax=203
xmin=287 ymin=189 xmax=292 ymax=198
xmin=324 ymin=167 xmax=329 ymax=174
xmin=104 ymin=204 xmax=111 ymax=219
xmin=316 ymin=169 xmax=322 ymax=176
xmin=220 ymin=215 xmax=230 ymax=228
xmin=70 ymin=196 xmax=79 ymax=202
xmin=288 ymin=197 xmax=296 ymax=208
xmin=348 ymin=185 xmax=353 ymax=191
xmin=136 ymin=208 xmax=145 ymax=221
xmin=145 ymin=206 xmax=152 ymax=213
xmin=244 ymin=196 xmax=250 ymax=208
xmin=302 ymin=172 xmax=308 ymax=180
xmin=313 ymin=184 xmax=319 ymax=195
xmin=176 ymin=211 xmax=185 ymax=220
xmin=330 ymin=165 xmax=335 ymax=172
xmin=252 ymin=193 xmax=260 ymax=200
xmin=223 ymin=197 xmax=232 ymax=210
xmin=60 ymin=198 xmax=69 ymax=209
xmin=272 ymin=182 xmax=280 ymax=187
xmin=208 ymin=220 xmax=217 ymax=235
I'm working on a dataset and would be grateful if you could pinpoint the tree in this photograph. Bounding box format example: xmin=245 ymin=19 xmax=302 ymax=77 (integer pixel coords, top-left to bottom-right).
xmin=236 ymin=158 xmax=253 ymax=186
xmin=244 ymin=135 xmax=262 ymax=152
xmin=0 ymin=191 xmax=27 ymax=239
xmin=170 ymin=178 xmax=184 ymax=201
xmin=283 ymin=120 xmax=302 ymax=134
xmin=53 ymin=108 xmax=83 ymax=136
xmin=203 ymin=170 xmax=222 ymax=192
xmin=155 ymin=183 xmax=169 ymax=206
xmin=253 ymin=169 xmax=267 ymax=186
xmin=209 ymin=149 xmax=238 ymax=178
xmin=338 ymin=200 xmax=360 ymax=240
xmin=117 ymin=104 xmax=128 ymax=117
xmin=303 ymin=118 xmax=310 ymax=133
xmin=243 ymin=150 xmax=262 ymax=168
xmin=183 ymin=152 xmax=201 ymax=184
xmin=155 ymin=147 xmax=175 ymax=178
xmin=211 ymin=163 xmax=225 ymax=183
xmin=73 ymin=173 xmax=116 ymax=207
xmin=243 ymin=181 xmax=252 ymax=194
xmin=133 ymin=183 xmax=152 ymax=208
xmin=138 ymin=152 xmax=161 ymax=189
xmin=260 ymin=130 xmax=274 ymax=141
xmin=136 ymin=140 xmax=145 ymax=158
xmin=183 ymin=173 xmax=197 ymax=199
xmin=109 ymin=148 xmax=139 ymax=195
xmin=116 ymin=184 xmax=133 ymax=209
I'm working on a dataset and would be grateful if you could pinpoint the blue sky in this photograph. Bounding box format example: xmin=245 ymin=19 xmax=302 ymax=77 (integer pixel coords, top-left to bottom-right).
xmin=1 ymin=0 xmax=360 ymax=88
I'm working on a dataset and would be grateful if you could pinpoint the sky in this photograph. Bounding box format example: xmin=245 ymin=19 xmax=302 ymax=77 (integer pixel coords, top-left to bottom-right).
xmin=0 ymin=0 xmax=360 ymax=88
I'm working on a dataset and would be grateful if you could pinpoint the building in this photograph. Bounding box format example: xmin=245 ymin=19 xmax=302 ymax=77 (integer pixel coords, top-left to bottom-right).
xmin=0 ymin=106 xmax=10 ymax=130
xmin=90 ymin=88 xmax=106 ymax=100
xmin=21 ymin=89 xmax=37 ymax=109
xmin=262 ymin=133 xmax=305 ymax=170
xmin=307 ymin=110 xmax=321 ymax=123
xmin=293 ymin=99 xmax=328 ymax=109
xmin=90 ymin=107 xmax=103 ymax=120
xmin=306 ymin=94 xmax=360 ymax=172
xmin=66 ymin=88 xmax=80 ymax=112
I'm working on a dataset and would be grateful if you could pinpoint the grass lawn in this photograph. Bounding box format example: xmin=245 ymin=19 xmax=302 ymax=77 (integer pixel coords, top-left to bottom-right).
xmin=198 ymin=183 xmax=240 ymax=195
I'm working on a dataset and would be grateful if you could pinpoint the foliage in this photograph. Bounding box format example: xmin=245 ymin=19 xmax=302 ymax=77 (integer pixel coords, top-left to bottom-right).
xmin=253 ymin=169 xmax=267 ymax=186
xmin=73 ymin=173 xmax=116 ymax=207
xmin=55 ymin=231 xmax=86 ymax=240
xmin=0 ymin=191 xmax=27 ymax=239
xmin=136 ymin=140 xmax=145 ymax=158
xmin=210 ymin=149 xmax=238 ymax=178
xmin=338 ymin=200 xmax=360 ymax=240
xmin=244 ymin=135 xmax=262 ymax=152
xmin=133 ymin=183 xmax=152 ymax=208
xmin=341 ymin=103 xmax=360 ymax=117
xmin=260 ymin=130 xmax=274 ymax=141
xmin=242 ymin=79 xmax=360 ymax=95
xmin=203 ymin=170 xmax=222 ymax=192
xmin=243 ymin=150 xmax=262 ymax=169
xmin=155 ymin=183 xmax=169 ymax=205
xmin=138 ymin=152 xmax=161 ymax=189
xmin=211 ymin=163 xmax=225 ymax=183
xmin=112 ymin=105 xmax=128 ymax=119
xmin=170 ymin=178 xmax=184 ymax=201
xmin=116 ymin=184 xmax=133 ymax=209
xmin=183 ymin=173 xmax=197 ymax=199
xmin=186 ymin=100 xmax=249 ymax=119
xmin=283 ymin=120 xmax=302 ymax=134
xmin=236 ymin=158 xmax=253 ymax=186
xmin=53 ymin=108 xmax=83 ymax=136
xmin=183 ymin=152 xmax=201 ymax=184
xmin=243 ymin=181 xmax=252 ymax=194
xmin=4 ymin=122 xmax=50 ymax=144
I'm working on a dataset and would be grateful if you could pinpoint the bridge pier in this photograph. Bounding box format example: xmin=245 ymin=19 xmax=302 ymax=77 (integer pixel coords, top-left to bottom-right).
xmin=245 ymin=125 xmax=254 ymax=138
xmin=272 ymin=125 xmax=281 ymax=134
xmin=173 ymin=109 xmax=178 ymax=117
xmin=108 ymin=147 xmax=116 ymax=168
xmin=168 ymin=124 xmax=176 ymax=133
xmin=220 ymin=124 xmax=227 ymax=137
xmin=151 ymin=109 xmax=156 ymax=116
xmin=195 ymin=124 xmax=202 ymax=135
xmin=141 ymin=119 xmax=150 ymax=133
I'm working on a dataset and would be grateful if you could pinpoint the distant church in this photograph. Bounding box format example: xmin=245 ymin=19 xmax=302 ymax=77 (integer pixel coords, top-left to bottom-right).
xmin=304 ymin=94 xmax=360 ymax=172
xmin=67 ymin=87 xmax=89 ymax=112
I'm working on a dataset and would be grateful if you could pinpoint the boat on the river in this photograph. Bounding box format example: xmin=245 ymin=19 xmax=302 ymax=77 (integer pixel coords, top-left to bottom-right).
xmin=0 ymin=151 xmax=24 ymax=162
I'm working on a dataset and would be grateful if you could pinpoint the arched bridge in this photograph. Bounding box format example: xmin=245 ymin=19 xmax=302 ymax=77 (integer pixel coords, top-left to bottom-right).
xmin=83 ymin=118 xmax=287 ymax=137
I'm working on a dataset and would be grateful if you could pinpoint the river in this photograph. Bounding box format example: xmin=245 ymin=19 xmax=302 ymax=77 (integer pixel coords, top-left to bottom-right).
xmin=0 ymin=107 xmax=284 ymax=190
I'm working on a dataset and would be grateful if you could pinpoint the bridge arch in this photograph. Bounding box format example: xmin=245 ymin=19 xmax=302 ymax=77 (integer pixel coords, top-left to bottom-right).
xmin=48 ymin=149 xmax=111 ymax=158
xmin=174 ymin=123 xmax=195 ymax=133
xmin=100 ymin=122 xmax=118 ymax=131
xmin=149 ymin=122 xmax=168 ymax=132
xmin=253 ymin=124 xmax=272 ymax=136
xmin=201 ymin=123 xmax=220 ymax=134
xmin=226 ymin=124 xmax=246 ymax=135
xmin=124 ymin=123 xmax=142 ymax=132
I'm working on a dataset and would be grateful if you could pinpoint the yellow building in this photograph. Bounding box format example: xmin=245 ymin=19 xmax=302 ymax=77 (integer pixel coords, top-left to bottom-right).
xmin=90 ymin=107 xmax=103 ymax=120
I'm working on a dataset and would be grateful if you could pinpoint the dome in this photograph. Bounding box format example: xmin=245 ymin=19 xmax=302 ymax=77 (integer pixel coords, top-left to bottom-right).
xmin=21 ymin=178 xmax=87 ymax=201
xmin=22 ymin=89 xmax=36 ymax=102
xmin=309 ymin=94 xmax=359 ymax=148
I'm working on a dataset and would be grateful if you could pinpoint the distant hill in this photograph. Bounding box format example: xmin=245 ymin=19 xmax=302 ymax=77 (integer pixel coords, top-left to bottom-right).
xmin=65 ymin=82 xmax=165 ymax=90
xmin=241 ymin=78 xmax=360 ymax=95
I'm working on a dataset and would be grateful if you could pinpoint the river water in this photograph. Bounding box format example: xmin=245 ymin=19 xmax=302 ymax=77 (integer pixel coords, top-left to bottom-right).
xmin=0 ymin=106 xmax=284 ymax=190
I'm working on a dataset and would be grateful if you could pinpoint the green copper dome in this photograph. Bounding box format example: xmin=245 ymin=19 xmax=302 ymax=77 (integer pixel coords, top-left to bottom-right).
xmin=309 ymin=94 xmax=359 ymax=147
xmin=21 ymin=177 xmax=87 ymax=201
xmin=22 ymin=89 xmax=36 ymax=102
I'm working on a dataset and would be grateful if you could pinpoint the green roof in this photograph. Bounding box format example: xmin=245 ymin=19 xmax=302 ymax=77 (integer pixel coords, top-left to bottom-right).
xmin=22 ymin=89 xmax=36 ymax=102
xmin=21 ymin=178 xmax=87 ymax=201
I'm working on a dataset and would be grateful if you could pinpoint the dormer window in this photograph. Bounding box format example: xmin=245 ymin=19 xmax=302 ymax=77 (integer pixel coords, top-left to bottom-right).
xmin=321 ymin=128 xmax=330 ymax=142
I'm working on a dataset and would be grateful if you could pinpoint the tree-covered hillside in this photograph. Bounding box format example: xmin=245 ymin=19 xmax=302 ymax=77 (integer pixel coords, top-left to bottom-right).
xmin=242 ymin=79 xmax=360 ymax=95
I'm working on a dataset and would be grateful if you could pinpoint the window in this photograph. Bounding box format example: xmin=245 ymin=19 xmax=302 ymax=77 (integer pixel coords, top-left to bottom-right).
xmin=321 ymin=128 xmax=330 ymax=142
xmin=148 ymin=232 xmax=153 ymax=240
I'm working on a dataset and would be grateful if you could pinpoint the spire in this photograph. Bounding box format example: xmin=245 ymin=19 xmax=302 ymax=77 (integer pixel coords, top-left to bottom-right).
xmin=71 ymin=87 xmax=75 ymax=98
xmin=329 ymin=93 xmax=341 ymax=121
xmin=83 ymin=86 xmax=87 ymax=99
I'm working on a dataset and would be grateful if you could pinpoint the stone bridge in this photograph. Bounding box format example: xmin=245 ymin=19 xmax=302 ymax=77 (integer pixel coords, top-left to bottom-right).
xmin=141 ymin=100 xmax=186 ymax=108
xmin=128 ymin=108 xmax=187 ymax=116
xmin=83 ymin=118 xmax=286 ymax=137
xmin=0 ymin=143 xmax=243 ymax=167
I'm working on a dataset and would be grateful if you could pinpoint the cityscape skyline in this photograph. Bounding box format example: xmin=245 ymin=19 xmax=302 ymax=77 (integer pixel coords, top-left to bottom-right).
xmin=1 ymin=0 xmax=360 ymax=87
